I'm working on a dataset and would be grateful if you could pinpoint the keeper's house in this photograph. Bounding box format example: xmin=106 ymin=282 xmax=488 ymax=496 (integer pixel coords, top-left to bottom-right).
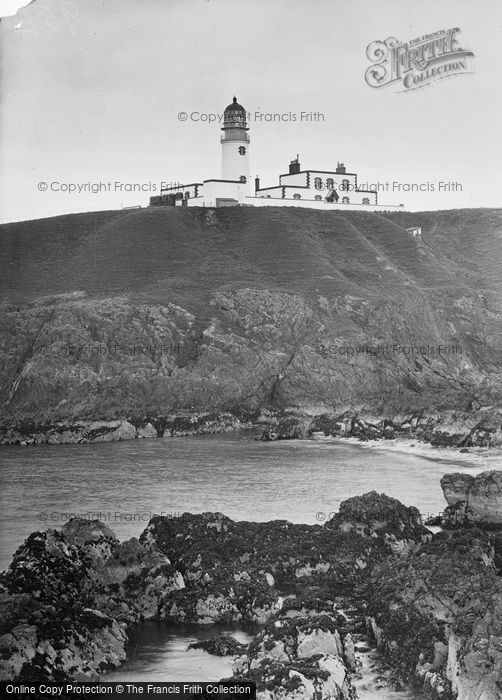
xmin=150 ymin=97 xmax=403 ymax=211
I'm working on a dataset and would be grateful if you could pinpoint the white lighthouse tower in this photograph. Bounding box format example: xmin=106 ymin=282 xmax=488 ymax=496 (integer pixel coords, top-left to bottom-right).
xmin=221 ymin=96 xmax=250 ymax=192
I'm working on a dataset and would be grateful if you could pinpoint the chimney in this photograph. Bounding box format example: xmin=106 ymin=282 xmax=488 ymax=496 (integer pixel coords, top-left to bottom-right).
xmin=289 ymin=156 xmax=300 ymax=175
xmin=255 ymin=175 xmax=260 ymax=192
xmin=336 ymin=162 xmax=346 ymax=174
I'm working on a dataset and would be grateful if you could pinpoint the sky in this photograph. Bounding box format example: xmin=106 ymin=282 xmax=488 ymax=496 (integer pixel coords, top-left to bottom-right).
xmin=0 ymin=0 xmax=501 ymax=221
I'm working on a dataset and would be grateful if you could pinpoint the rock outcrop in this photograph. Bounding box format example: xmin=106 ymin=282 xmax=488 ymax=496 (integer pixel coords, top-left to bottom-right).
xmin=259 ymin=415 xmax=314 ymax=441
xmin=1 ymin=488 xmax=501 ymax=698
xmin=188 ymin=635 xmax=247 ymax=657
xmin=326 ymin=490 xmax=429 ymax=558
xmin=441 ymin=470 xmax=502 ymax=527
xmin=0 ymin=519 xmax=184 ymax=680
xmin=232 ymin=606 xmax=355 ymax=700
xmin=0 ymin=413 xmax=246 ymax=446
xmin=258 ymin=409 xmax=502 ymax=449
xmin=362 ymin=528 xmax=502 ymax=699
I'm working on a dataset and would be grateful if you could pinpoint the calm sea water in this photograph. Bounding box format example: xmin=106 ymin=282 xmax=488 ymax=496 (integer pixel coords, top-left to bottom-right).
xmin=1 ymin=431 xmax=499 ymax=695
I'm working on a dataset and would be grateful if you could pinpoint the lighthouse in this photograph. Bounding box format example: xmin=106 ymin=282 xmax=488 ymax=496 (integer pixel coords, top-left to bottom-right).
xmin=221 ymin=97 xmax=250 ymax=191
xmin=154 ymin=94 xmax=400 ymax=210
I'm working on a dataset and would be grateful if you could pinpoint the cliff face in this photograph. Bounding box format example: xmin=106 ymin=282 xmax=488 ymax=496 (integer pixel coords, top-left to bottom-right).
xmin=1 ymin=207 xmax=501 ymax=428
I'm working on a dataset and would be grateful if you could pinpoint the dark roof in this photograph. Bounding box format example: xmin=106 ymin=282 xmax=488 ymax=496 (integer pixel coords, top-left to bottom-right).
xmin=225 ymin=96 xmax=246 ymax=112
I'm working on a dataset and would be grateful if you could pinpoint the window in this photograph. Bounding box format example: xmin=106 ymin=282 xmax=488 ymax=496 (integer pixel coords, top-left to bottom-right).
xmin=342 ymin=196 xmax=349 ymax=204
xmin=314 ymin=195 xmax=322 ymax=201
xmin=362 ymin=197 xmax=370 ymax=205
xmin=314 ymin=177 xmax=323 ymax=190
xmin=293 ymin=193 xmax=301 ymax=199
xmin=341 ymin=179 xmax=349 ymax=191
xmin=326 ymin=178 xmax=334 ymax=190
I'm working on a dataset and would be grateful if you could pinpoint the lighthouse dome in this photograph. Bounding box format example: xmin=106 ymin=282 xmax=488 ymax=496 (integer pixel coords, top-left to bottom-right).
xmin=225 ymin=96 xmax=245 ymax=112
xmin=223 ymin=96 xmax=247 ymax=129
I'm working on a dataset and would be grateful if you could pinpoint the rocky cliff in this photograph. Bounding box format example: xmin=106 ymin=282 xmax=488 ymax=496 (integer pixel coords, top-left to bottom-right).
xmin=1 ymin=207 xmax=501 ymax=441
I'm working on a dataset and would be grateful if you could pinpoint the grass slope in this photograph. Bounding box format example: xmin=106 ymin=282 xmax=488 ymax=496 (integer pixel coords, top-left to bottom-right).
xmin=2 ymin=207 xmax=500 ymax=311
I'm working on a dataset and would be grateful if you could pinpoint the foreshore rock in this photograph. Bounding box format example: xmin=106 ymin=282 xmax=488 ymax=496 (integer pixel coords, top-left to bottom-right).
xmin=0 ymin=519 xmax=184 ymax=680
xmin=326 ymin=491 xmax=427 ymax=556
xmin=231 ymin=606 xmax=355 ymax=700
xmin=1 ymin=484 xmax=501 ymax=698
xmin=188 ymin=635 xmax=247 ymax=657
xmin=0 ymin=412 xmax=247 ymax=446
xmin=2 ymin=405 xmax=502 ymax=451
xmin=362 ymin=528 xmax=502 ymax=699
xmin=440 ymin=470 xmax=502 ymax=528
xmin=257 ymin=408 xmax=502 ymax=449
xmin=259 ymin=415 xmax=313 ymax=441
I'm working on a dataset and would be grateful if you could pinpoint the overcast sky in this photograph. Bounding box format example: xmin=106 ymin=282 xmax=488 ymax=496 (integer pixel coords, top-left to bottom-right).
xmin=0 ymin=0 xmax=501 ymax=221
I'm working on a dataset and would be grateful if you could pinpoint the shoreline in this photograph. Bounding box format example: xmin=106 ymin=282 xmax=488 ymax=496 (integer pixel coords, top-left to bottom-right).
xmin=311 ymin=434 xmax=502 ymax=467
xmin=1 ymin=406 xmax=502 ymax=457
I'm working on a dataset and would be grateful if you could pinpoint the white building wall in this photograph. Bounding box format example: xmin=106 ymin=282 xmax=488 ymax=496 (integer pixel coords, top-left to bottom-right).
xmin=203 ymin=180 xmax=249 ymax=206
xmin=279 ymin=171 xmax=309 ymax=186
xmin=307 ymin=171 xmax=356 ymax=189
xmin=243 ymin=196 xmax=403 ymax=212
xmin=281 ymin=185 xmax=318 ymax=199
xmin=274 ymin=170 xmax=377 ymax=204
xmin=256 ymin=186 xmax=284 ymax=198
xmin=307 ymin=171 xmax=357 ymax=198
xmin=186 ymin=197 xmax=205 ymax=207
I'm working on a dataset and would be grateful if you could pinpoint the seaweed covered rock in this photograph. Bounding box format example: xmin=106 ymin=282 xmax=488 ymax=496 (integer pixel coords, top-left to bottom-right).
xmin=140 ymin=494 xmax=434 ymax=628
xmin=416 ymin=411 xmax=502 ymax=449
xmin=350 ymin=418 xmax=383 ymax=441
xmin=188 ymin=634 xmax=247 ymax=656
xmin=447 ymin=591 xmax=502 ymax=700
xmin=311 ymin=412 xmax=355 ymax=438
xmin=259 ymin=415 xmax=313 ymax=441
xmin=492 ymin=532 xmax=502 ymax=572
xmin=326 ymin=491 xmax=430 ymax=555
xmin=0 ymin=530 xmax=127 ymax=681
xmin=231 ymin=605 xmax=355 ymax=700
xmin=0 ymin=519 xmax=184 ymax=681
xmin=162 ymin=588 xmax=243 ymax=625
xmin=140 ymin=506 xmax=404 ymax=610
xmin=3 ymin=487 xmax=501 ymax=694
xmin=360 ymin=528 xmax=502 ymax=699
xmin=291 ymin=411 xmax=386 ymax=441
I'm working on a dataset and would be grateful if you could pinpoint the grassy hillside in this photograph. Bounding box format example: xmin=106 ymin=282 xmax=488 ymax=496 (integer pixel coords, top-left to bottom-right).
xmin=0 ymin=206 xmax=501 ymax=422
xmin=2 ymin=207 xmax=501 ymax=305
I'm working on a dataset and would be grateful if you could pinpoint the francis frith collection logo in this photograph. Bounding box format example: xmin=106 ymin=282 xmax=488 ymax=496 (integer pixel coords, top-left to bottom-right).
xmin=365 ymin=28 xmax=475 ymax=92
